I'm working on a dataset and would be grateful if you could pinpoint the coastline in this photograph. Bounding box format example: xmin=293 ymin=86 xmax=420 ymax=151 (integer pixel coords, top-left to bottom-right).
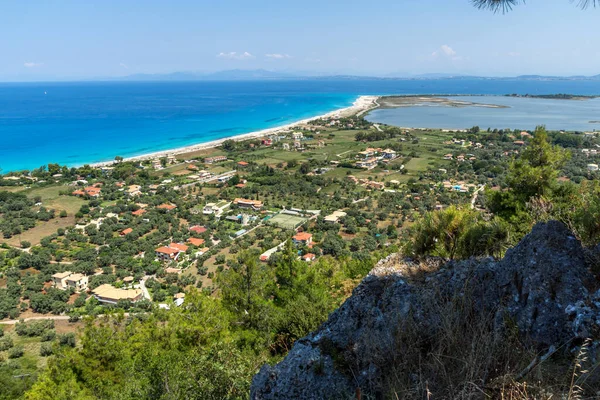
xmin=89 ymin=95 xmax=380 ymax=167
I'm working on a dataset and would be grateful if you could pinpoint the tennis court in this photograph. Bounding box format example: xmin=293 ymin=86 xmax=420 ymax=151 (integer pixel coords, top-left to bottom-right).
xmin=267 ymin=213 xmax=307 ymax=229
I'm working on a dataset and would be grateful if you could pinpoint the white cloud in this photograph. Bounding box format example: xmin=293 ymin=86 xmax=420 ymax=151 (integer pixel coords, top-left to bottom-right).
xmin=217 ymin=51 xmax=254 ymax=60
xmin=507 ymin=52 xmax=520 ymax=57
xmin=119 ymin=62 xmax=129 ymax=69
xmin=432 ymin=45 xmax=461 ymax=61
xmin=24 ymin=62 xmax=43 ymax=68
xmin=266 ymin=53 xmax=291 ymax=59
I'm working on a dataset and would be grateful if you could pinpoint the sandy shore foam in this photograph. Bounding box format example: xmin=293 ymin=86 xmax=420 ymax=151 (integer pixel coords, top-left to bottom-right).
xmin=90 ymin=95 xmax=379 ymax=167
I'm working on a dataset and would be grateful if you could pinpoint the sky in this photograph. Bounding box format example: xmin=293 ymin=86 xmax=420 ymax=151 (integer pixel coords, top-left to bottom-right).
xmin=1 ymin=0 xmax=599 ymax=81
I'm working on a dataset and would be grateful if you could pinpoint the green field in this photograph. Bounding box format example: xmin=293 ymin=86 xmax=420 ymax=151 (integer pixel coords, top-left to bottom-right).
xmin=267 ymin=213 xmax=307 ymax=229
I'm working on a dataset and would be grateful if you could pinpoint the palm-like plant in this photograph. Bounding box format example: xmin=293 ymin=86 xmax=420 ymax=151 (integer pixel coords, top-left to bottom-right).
xmin=472 ymin=0 xmax=597 ymax=12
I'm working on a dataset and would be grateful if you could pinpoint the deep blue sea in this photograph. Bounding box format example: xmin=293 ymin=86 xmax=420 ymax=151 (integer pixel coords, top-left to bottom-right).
xmin=1 ymin=79 xmax=600 ymax=172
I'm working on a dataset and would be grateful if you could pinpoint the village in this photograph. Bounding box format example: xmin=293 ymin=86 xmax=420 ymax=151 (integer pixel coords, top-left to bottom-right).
xmin=1 ymin=114 xmax=598 ymax=318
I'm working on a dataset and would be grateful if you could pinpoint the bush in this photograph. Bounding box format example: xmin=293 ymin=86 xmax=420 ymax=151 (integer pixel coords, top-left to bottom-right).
xmin=0 ymin=337 xmax=14 ymax=351
xmin=40 ymin=342 xmax=53 ymax=357
xmin=20 ymin=241 xmax=31 ymax=249
xmin=41 ymin=330 xmax=56 ymax=342
xmin=15 ymin=320 xmax=55 ymax=337
xmin=58 ymin=333 xmax=76 ymax=348
xmin=8 ymin=345 xmax=24 ymax=359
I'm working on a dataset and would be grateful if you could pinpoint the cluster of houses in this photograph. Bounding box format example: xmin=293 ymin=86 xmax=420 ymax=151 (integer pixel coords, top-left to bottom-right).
xmin=443 ymin=153 xmax=477 ymax=162
xmin=72 ymin=183 xmax=102 ymax=197
xmin=355 ymin=148 xmax=398 ymax=170
xmin=204 ymin=155 xmax=228 ymax=164
xmin=441 ymin=180 xmax=477 ymax=193
xmin=51 ymin=271 xmax=144 ymax=305
xmin=346 ymin=176 xmax=386 ymax=190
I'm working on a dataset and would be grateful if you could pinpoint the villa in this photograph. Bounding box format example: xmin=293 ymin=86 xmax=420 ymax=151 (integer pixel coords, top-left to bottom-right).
xmin=234 ymin=198 xmax=263 ymax=210
xmin=292 ymin=232 xmax=313 ymax=246
xmin=204 ymin=156 xmax=227 ymax=164
xmin=324 ymin=210 xmax=347 ymax=223
xmin=92 ymin=284 xmax=143 ymax=305
xmin=157 ymin=203 xmax=177 ymax=211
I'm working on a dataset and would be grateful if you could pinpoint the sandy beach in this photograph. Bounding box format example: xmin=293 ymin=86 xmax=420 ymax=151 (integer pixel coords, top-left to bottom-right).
xmin=90 ymin=95 xmax=379 ymax=167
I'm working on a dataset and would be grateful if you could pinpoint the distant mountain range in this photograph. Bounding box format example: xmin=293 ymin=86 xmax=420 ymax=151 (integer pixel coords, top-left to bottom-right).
xmin=117 ymin=69 xmax=600 ymax=82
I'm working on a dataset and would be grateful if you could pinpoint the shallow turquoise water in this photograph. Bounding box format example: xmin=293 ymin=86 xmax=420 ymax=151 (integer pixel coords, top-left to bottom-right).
xmin=1 ymin=79 xmax=600 ymax=172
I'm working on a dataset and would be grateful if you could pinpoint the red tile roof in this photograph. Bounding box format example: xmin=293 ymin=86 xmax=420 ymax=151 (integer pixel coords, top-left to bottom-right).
xmin=293 ymin=232 xmax=312 ymax=242
xmin=187 ymin=237 xmax=205 ymax=247
xmin=121 ymin=228 xmax=133 ymax=235
xmin=132 ymin=209 xmax=147 ymax=216
xmin=189 ymin=225 xmax=207 ymax=234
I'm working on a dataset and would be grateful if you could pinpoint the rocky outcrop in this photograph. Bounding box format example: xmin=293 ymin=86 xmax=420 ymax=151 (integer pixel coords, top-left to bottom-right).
xmin=251 ymin=221 xmax=600 ymax=399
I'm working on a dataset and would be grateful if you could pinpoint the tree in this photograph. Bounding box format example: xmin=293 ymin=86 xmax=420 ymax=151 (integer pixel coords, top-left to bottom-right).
xmin=114 ymin=156 xmax=124 ymax=163
xmin=472 ymin=0 xmax=597 ymax=13
xmin=506 ymin=126 xmax=569 ymax=202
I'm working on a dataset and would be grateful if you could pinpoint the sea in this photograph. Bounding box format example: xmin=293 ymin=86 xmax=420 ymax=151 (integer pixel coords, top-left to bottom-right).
xmin=1 ymin=79 xmax=600 ymax=172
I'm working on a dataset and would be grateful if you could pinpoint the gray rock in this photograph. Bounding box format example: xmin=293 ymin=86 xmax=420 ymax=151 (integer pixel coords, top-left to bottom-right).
xmin=251 ymin=221 xmax=600 ymax=399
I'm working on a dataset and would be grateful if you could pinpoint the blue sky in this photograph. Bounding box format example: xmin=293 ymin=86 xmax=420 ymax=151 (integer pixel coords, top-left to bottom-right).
xmin=1 ymin=0 xmax=598 ymax=80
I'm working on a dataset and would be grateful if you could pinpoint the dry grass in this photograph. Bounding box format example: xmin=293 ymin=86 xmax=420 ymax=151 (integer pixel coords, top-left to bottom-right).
xmin=346 ymin=284 xmax=600 ymax=399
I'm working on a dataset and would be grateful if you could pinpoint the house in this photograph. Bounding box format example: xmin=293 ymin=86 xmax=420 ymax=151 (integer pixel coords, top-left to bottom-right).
xmin=355 ymin=157 xmax=378 ymax=170
xmin=261 ymin=139 xmax=273 ymax=146
xmin=203 ymin=201 xmax=231 ymax=216
xmin=65 ymin=273 xmax=88 ymax=291
xmin=234 ymin=198 xmax=263 ymax=210
xmin=587 ymin=164 xmax=599 ymax=172
xmin=155 ymin=243 xmax=188 ymax=261
xmin=132 ymin=209 xmax=147 ymax=216
xmin=174 ymin=293 xmax=185 ymax=306
xmin=187 ymin=164 xmax=199 ymax=171
xmin=52 ymin=271 xmax=73 ymax=289
xmin=381 ymin=149 xmax=397 ymax=159
xmin=302 ymin=253 xmax=316 ymax=262
xmin=189 ymin=225 xmax=207 ymax=234
xmin=237 ymin=161 xmax=249 ymax=168
xmin=292 ymin=132 xmax=304 ymax=140
xmin=260 ymin=254 xmax=270 ymax=262
xmin=365 ymin=181 xmax=385 ymax=190
xmin=513 ymin=140 xmax=526 ymax=146
xmin=204 ymin=156 xmax=227 ymax=164
xmin=292 ymin=232 xmax=313 ymax=246
xmin=128 ymin=185 xmax=142 ymax=196
xmin=443 ymin=154 xmax=453 ymax=160
xmin=92 ymin=284 xmax=143 ymax=305
xmin=72 ymin=186 xmax=101 ymax=197
xmin=187 ymin=237 xmax=205 ymax=247
xmin=157 ymin=203 xmax=176 ymax=211
xmin=165 ymin=267 xmax=182 ymax=274
xmin=324 ymin=210 xmax=347 ymax=224
xmin=120 ymin=228 xmax=133 ymax=236
xmin=155 ymin=246 xmax=180 ymax=261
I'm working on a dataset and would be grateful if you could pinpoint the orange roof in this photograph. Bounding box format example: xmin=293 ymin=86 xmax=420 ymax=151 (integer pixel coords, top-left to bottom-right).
xmin=187 ymin=237 xmax=205 ymax=247
xmin=293 ymin=232 xmax=312 ymax=241
xmin=132 ymin=209 xmax=147 ymax=216
xmin=157 ymin=203 xmax=176 ymax=210
xmin=169 ymin=242 xmax=189 ymax=252
xmin=235 ymin=183 xmax=246 ymax=188
xmin=233 ymin=198 xmax=263 ymax=207
xmin=155 ymin=246 xmax=178 ymax=255
xmin=85 ymin=187 xmax=101 ymax=195
xmin=72 ymin=189 xmax=85 ymax=196
xmin=260 ymin=255 xmax=269 ymax=261
xmin=302 ymin=253 xmax=316 ymax=260
xmin=189 ymin=225 xmax=207 ymax=234
xmin=237 ymin=161 xmax=249 ymax=166
xmin=121 ymin=228 xmax=133 ymax=235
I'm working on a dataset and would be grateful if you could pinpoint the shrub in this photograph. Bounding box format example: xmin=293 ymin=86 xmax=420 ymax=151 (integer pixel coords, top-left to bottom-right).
xmin=8 ymin=345 xmax=24 ymax=359
xmin=0 ymin=337 xmax=14 ymax=351
xmin=15 ymin=320 xmax=55 ymax=337
xmin=40 ymin=342 xmax=53 ymax=357
xmin=41 ymin=330 xmax=56 ymax=342
xmin=20 ymin=241 xmax=31 ymax=249
xmin=58 ymin=333 xmax=76 ymax=348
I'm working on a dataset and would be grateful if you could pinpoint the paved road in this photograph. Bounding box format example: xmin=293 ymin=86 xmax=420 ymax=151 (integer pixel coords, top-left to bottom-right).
xmin=139 ymin=278 xmax=152 ymax=301
xmin=471 ymin=185 xmax=485 ymax=209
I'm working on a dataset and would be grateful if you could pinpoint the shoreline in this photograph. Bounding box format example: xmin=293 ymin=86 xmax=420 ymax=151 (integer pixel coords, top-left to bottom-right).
xmin=89 ymin=95 xmax=380 ymax=167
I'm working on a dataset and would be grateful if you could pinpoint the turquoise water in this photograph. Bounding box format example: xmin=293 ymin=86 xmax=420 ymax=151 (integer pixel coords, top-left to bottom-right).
xmin=366 ymin=95 xmax=600 ymax=132
xmin=1 ymin=79 xmax=600 ymax=172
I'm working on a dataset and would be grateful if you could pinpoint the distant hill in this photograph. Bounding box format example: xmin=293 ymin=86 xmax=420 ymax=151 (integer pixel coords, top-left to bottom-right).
xmin=118 ymin=70 xmax=600 ymax=82
xmin=122 ymin=69 xmax=299 ymax=81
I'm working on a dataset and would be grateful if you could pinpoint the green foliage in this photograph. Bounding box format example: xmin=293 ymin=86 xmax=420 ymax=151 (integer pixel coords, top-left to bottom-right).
xmin=8 ymin=345 xmax=24 ymax=359
xmin=506 ymin=126 xmax=569 ymax=202
xmin=15 ymin=320 xmax=55 ymax=337
xmin=410 ymin=206 xmax=513 ymax=260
